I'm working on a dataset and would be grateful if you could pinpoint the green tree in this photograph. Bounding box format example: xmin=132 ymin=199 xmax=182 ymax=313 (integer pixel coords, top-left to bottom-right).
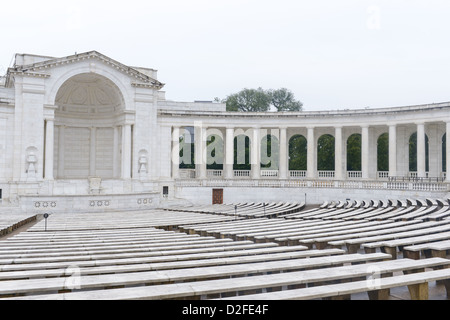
xmin=224 ymin=87 xmax=303 ymax=112
xmin=268 ymin=88 xmax=303 ymax=111
xmin=377 ymin=133 xmax=389 ymax=172
xmin=347 ymin=134 xmax=361 ymax=171
xmin=289 ymin=135 xmax=307 ymax=170
xmin=317 ymin=134 xmax=335 ymax=171
xmin=225 ymin=88 xmax=271 ymax=112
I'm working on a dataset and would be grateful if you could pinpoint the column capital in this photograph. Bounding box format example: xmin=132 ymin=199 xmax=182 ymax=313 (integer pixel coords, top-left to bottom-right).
xmin=43 ymin=104 xmax=58 ymax=120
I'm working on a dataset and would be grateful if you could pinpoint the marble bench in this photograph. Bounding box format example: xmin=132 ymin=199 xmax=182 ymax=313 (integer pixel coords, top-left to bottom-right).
xmin=217 ymin=267 xmax=450 ymax=300
xmin=283 ymin=220 xmax=400 ymax=248
xmin=0 ymin=247 xmax=342 ymax=280
xmin=0 ymin=244 xmax=314 ymax=272
xmin=364 ymin=230 xmax=450 ymax=259
xmin=0 ymin=251 xmax=384 ymax=297
xmin=5 ymin=257 xmax=449 ymax=300
xmin=403 ymin=240 xmax=450 ymax=260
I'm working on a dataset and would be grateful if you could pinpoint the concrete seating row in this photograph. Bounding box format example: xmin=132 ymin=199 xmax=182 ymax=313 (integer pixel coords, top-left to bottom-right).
xmin=25 ymin=210 xmax=243 ymax=232
xmin=403 ymin=240 xmax=450 ymax=260
xmin=5 ymin=257 xmax=450 ymax=300
xmin=327 ymin=220 xmax=450 ymax=253
xmin=182 ymin=202 xmax=306 ymax=219
xmin=0 ymin=214 xmax=37 ymax=237
xmin=180 ymin=212 xmax=450 ymax=253
xmin=0 ymin=247 xmax=344 ymax=281
xmin=281 ymin=220 xmax=424 ymax=248
xmin=363 ymin=229 xmax=450 ymax=259
xmin=283 ymin=198 xmax=450 ymax=222
xmin=217 ymin=267 xmax=450 ymax=300
xmin=0 ymin=234 xmax=283 ymax=267
xmin=180 ymin=217 xmax=372 ymax=241
xmin=0 ymin=251 xmax=389 ymax=298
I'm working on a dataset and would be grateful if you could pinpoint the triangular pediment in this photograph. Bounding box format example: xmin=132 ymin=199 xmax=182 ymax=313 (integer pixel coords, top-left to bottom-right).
xmin=7 ymin=51 xmax=164 ymax=89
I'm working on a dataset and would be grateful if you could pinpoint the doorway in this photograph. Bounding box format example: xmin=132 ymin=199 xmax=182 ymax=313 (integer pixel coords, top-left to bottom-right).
xmin=212 ymin=189 xmax=223 ymax=204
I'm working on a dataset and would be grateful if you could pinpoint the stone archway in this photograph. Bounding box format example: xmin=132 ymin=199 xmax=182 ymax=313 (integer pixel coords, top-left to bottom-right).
xmin=53 ymin=73 xmax=126 ymax=179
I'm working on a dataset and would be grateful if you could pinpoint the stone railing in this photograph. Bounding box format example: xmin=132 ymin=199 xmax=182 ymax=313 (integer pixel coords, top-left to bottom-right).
xmin=175 ymin=178 xmax=450 ymax=192
xmin=207 ymin=170 xmax=223 ymax=178
xmin=260 ymin=170 xmax=279 ymax=178
xmin=289 ymin=170 xmax=307 ymax=178
xmin=347 ymin=171 xmax=362 ymax=179
xmin=318 ymin=170 xmax=335 ymax=179
xmin=377 ymin=171 xmax=389 ymax=179
xmin=233 ymin=170 xmax=251 ymax=178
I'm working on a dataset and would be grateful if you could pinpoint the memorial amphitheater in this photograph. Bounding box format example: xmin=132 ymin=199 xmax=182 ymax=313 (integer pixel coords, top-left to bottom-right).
xmin=0 ymin=51 xmax=449 ymax=301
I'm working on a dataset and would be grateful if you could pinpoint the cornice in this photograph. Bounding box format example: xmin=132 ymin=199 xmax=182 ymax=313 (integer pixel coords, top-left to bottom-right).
xmin=9 ymin=51 xmax=165 ymax=90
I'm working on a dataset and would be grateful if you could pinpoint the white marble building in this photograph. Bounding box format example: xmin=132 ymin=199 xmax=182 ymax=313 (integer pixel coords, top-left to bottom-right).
xmin=0 ymin=51 xmax=449 ymax=212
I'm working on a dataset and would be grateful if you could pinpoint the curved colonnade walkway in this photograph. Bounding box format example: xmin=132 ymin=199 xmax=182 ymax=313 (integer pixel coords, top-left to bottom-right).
xmin=0 ymin=199 xmax=449 ymax=300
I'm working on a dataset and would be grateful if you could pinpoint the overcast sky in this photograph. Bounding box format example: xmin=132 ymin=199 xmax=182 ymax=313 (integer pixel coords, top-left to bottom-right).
xmin=1 ymin=0 xmax=450 ymax=111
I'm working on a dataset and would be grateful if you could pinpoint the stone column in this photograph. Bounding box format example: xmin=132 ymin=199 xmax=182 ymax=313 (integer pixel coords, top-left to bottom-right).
xmin=279 ymin=127 xmax=288 ymax=179
xmin=200 ymin=126 xmax=207 ymax=179
xmin=417 ymin=122 xmax=426 ymax=178
xmin=172 ymin=126 xmax=180 ymax=180
xmin=388 ymin=124 xmax=397 ymax=177
xmin=225 ymin=127 xmax=234 ymax=179
xmin=334 ymin=126 xmax=343 ymax=180
xmin=361 ymin=125 xmax=370 ymax=179
xmin=44 ymin=119 xmax=54 ymax=180
xmin=195 ymin=125 xmax=207 ymax=179
xmin=89 ymin=127 xmax=96 ymax=176
xmin=446 ymin=122 xmax=450 ymax=182
xmin=252 ymin=126 xmax=260 ymax=179
xmin=57 ymin=125 xmax=65 ymax=178
xmin=306 ymin=127 xmax=315 ymax=179
xmin=121 ymin=124 xmax=132 ymax=179
xmin=113 ymin=126 xmax=120 ymax=178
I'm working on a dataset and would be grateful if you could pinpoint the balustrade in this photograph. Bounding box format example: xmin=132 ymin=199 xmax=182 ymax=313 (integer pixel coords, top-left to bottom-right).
xmin=289 ymin=170 xmax=307 ymax=178
xmin=260 ymin=170 xmax=279 ymax=177
xmin=318 ymin=170 xmax=335 ymax=178
xmin=347 ymin=171 xmax=362 ymax=179
xmin=233 ymin=170 xmax=251 ymax=177
xmin=206 ymin=170 xmax=223 ymax=178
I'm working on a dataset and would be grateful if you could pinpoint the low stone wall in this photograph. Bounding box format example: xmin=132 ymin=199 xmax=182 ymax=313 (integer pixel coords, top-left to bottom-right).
xmin=175 ymin=184 xmax=450 ymax=206
xmin=18 ymin=192 xmax=160 ymax=213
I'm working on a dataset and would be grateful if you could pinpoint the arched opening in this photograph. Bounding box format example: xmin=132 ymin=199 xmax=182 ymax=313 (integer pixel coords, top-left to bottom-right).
xmin=442 ymin=133 xmax=446 ymax=173
xmin=261 ymin=134 xmax=279 ymax=170
xmin=53 ymin=73 xmax=126 ymax=179
xmin=377 ymin=132 xmax=389 ymax=172
xmin=317 ymin=134 xmax=335 ymax=171
xmin=234 ymin=135 xmax=251 ymax=171
xmin=206 ymin=134 xmax=224 ymax=170
xmin=347 ymin=133 xmax=361 ymax=172
xmin=409 ymin=132 xmax=429 ymax=173
xmin=179 ymin=127 xmax=195 ymax=169
xmin=289 ymin=135 xmax=307 ymax=171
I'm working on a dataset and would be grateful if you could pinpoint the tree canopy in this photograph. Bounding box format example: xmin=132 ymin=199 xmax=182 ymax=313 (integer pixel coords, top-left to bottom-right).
xmin=224 ymin=88 xmax=303 ymax=112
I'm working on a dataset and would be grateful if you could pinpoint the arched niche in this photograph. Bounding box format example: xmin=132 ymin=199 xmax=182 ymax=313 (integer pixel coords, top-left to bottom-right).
xmin=53 ymin=73 xmax=126 ymax=179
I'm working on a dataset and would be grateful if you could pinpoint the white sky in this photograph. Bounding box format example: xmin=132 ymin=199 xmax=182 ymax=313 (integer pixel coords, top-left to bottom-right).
xmin=1 ymin=0 xmax=450 ymax=111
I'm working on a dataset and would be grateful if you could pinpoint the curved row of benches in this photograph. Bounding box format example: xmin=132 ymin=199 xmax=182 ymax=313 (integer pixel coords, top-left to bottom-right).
xmin=167 ymin=202 xmax=305 ymax=219
xmin=0 ymin=214 xmax=37 ymax=237
xmin=0 ymin=199 xmax=449 ymax=300
xmin=179 ymin=198 xmax=450 ymax=265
